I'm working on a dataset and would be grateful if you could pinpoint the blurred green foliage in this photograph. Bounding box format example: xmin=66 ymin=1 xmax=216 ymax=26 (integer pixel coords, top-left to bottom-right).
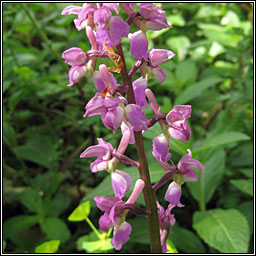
xmin=3 ymin=3 xmax=253 ymax=254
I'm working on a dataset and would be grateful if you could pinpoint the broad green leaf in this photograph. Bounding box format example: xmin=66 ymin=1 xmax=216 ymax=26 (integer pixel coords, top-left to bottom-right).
xmin=198 ymin=23 xmax=242 ymax=48
xmin=68 ymin=201 xmax=90 ymax=222
xmin=35 ymin=240 xmax=60 ymax=253
xmin=49 ymin=192 xmax=71 ymax=217
xmin=236 ymin=201 xmax=253 ymax=235
xmin=41 ymin=217 xmax=70 ymax=242
xmin=174 ymin=76 xmax=223 ymax=105
xmin=12 ymin=135 xmax=59 ymax=169
xmin=166 ymin=239 xmax=178 ymax=253
xmin=208 ymin=42 xmax=226 ymax=57
xmin=230 ymin=143 xmax=253 ymax=167
xmin=129 ymin=217 xmax=149 ymax=244
xmin=77 ymin=232 xmax=113 ymax=253
xmin=19 ymin=188 xmax=44 ymax=214
xmin=167 ymin=36 xmax=191 ymax=62
xmin=239 ymin=168 xmax=253 ymax=178
xmin=35 ymin=172 xmax=62 ymax=197
xmin=175 ymin=60 xmax=198 ymax=85
xmin=169 ymin=224 xmax=205 ymax=253
xmin=3 ymin=119 xmax=17 ymax=147
xmin=3 ymin=215 xmax=40 ymax=239
xmin=195 ymin=5 xmax=222 ymax=18
xmin=167 ymin=14 xmax=185 ymax=26
xmin=187 ymin=149 xmax=225 ymax=204
xmin=230 ymin=179 xmax=253 ymax=196
xmin=193 ymin=132 xmax=250 ymax=153
xmin=221 ymin=11 xmax=241 ymax=27
xmin=193 ymin=209 xmax=250 ymax=253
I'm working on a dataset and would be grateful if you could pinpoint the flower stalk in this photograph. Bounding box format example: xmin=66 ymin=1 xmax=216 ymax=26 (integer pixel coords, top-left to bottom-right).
xmin=116 ymin=43 xmax=162 ymax=253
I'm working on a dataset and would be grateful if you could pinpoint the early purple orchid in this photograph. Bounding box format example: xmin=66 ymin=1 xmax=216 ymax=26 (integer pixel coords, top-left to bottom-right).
xmin=132 ymin=77 xmax=148 ymax=109
xmin=94 ymin=7 xmax=129 ymax=47
xmin=124 ymin=104 xmax=148 ymax=132
xmin=139 ymin=3 xmax=171 ymax=31
xmin=166 ymin=105 xmax=192 ymax=142
xmin=164 ymin=149 xmax=204 ymax=205
xmin=157 ymin=202 xmax=176 ymax=253
xmin=95 ymin=179 xmax=145 ymax=250
xmin=62 ymin=47 xmax=90 ymax=86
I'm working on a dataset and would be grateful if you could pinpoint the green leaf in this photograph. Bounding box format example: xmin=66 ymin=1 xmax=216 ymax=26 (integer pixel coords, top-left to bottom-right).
xmin=175 ymin=60 xmax=198 ymax=85
xmin=49 ymin=192 xmax=71 ymax=217
xmin=41 ymin=217 xmax=71 ymax=242
xmin=129 ymin=216 xmax=149 ymax=244
xmin=12 ymin=135 xmax=59 ymax=169
xmin=167 ymin=36 xmax=191 ymax=62
xmin=3 ymin=215 xmax=40 ymax=239
xmin=230 ymin=179 xmax=253 ymax=196
xmin=169 ymin=224 xmax=205 ymax=253
xmin=221 ymin=11 xmax=241 ymax=28
xmin=193 ymin=209 xmax=250 ymax=253
xmin=198 ymin=23 xmax=242 ymax=48
xmin=166 ymin=239 xmax=178 ymax=253
xmin=3 ymin=240 xmax=6 ymax=252
xmin=193 ymin=132 xmax=250 ymax=153
xmin=187 ymin=149 xmax=225 ymax=203
xmin=19 ymin=188 xmax=44 ymax=214
xmin=35 ymin=240 xmax=60 ymax=253
xmin=77 ymin=232 xmax=113 ymax=253
xmin=174 ymin=76 xmax=223 ymax=105
xmin=3 ymin=119 xmax=17 ymax=147
xmin=236 ymin=201 xmax=253 ymax=235
xmin=167 ymin=14 xmax=185 ymax=26
xmin=35 ymin=172 xmax=62 ymax=197
xmin=239 ymin=168 xmax=253 ymax=178
xmin=68 ymin=201 xmax=90 ymax=222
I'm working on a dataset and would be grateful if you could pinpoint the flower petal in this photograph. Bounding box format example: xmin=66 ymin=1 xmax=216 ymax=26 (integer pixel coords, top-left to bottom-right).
xmin=111 ymin=170 xmax=132 ymax=199
xmin=111 ymin=221 xmax=132 ymax=250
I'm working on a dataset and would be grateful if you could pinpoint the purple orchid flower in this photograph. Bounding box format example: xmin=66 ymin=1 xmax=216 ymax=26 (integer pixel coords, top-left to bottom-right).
xmin=62 ymin=3 xmax=96 ymax=31
xmin=139 ymin=3 xmax=171 ymax=31
xmin=81 ymin=135 xmax=134 ymax=199
xmin=128 ymin=30 xmax=149 ymax=60
xmin=166 ymin=105 xmax=192 ymax=142
xmin=80 ymin=138 xmax=113 ymax=173
xmin=94 ymin=7 xmax=129 ymax=47
xmin=62 ymin=47 xmax=90 ymax=86
xmin=157 ymin=201 xmax=176 ymax=253
xmin=111 ymin=170 xmax=132 ymax=199
xmin=84 ymin=92 xmax=124 ymax=133
xmin=152 ymin=134 xmax=172 ymax=163
xmin=149 ymin=49 xmax=175 ymax=67
xmin=111 ymin=221 xmax=132 ymax=250
xmin=178 ymin=149 xmax=205 ymax=182
xmin=121 ymin=122 xmax=135 ymax=145
xmin=132 ymin=77 xmax=148 ymax=108
xmin=165 ymin=149 xmax=204 ymax=205
xmin=83 ymin=64 xmax=126 ymax=132
xmin=125 ymin=104 xmax=148 ymax=132
xmin=94 ymin=179 xmax=145 ymax=250
xmin=164 ymin=181 xmax=183 ymax=207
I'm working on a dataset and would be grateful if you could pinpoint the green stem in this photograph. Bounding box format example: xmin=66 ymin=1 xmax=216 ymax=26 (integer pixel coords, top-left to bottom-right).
xmin=84 ymin=216 xmax=103 ymax=240
xmin=115 ymin=43 xmax=162 ymax=253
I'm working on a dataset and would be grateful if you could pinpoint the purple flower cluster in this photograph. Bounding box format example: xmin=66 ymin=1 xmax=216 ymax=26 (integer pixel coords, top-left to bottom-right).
xmin=61 ymin=3 xmax=204 ymax=252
